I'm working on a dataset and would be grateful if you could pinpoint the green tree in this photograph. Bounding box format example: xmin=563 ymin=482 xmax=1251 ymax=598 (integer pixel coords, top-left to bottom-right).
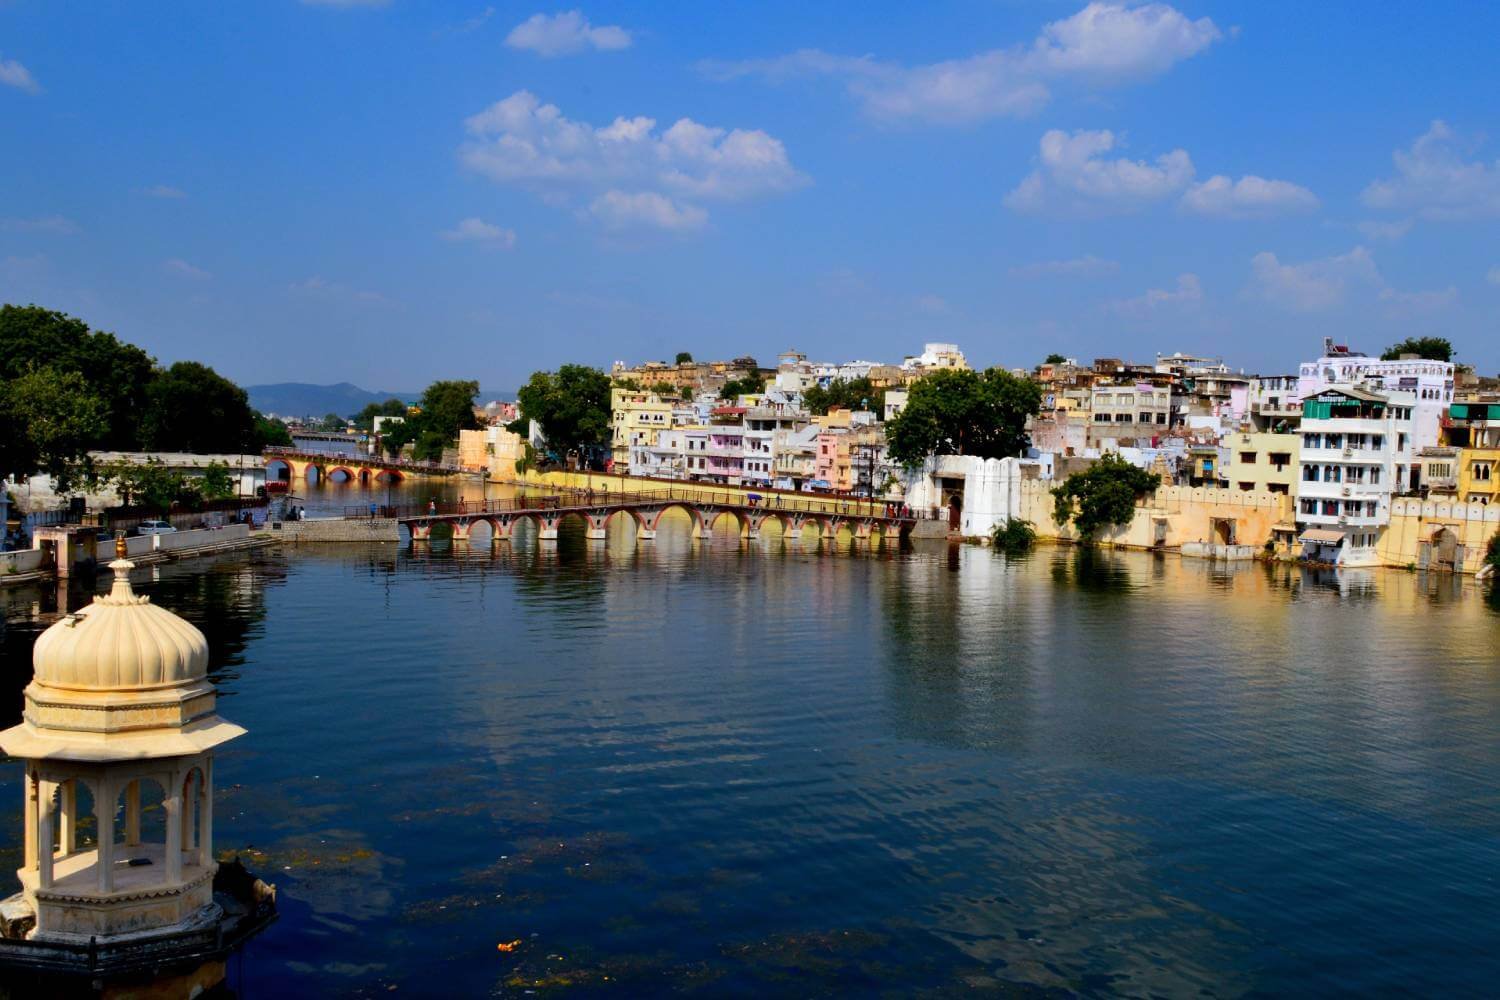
xmin=0 ymin=305 xmax=153 ymax=451
xmin=718 ymin=374 xmax=766 ymax=400
xmin=990 ymin=517 xmax=1036 ymax=554
xmin=139 ymin=361 xmax=259 ymax=454
xmin=1486 ymin=531 xmax=1500 ymax=573
xmin=803 ymin=377 xmax=881 ymax=416
xmin=352 ymin=397 xmax=407 ymax=430
xmin=0 ymin=366 xmax=110 ymax=491
xmin=674 ymin=351 xmax=694 ymax=365
xmin=318 ymin=412 xmax=346 ymax=432
xmin=515 ymin=365 xmax=611 ymax=463
xmin=253 ymin=411 xmax=293 ymax=447
xmin=101 ymin=458 xmax=201 ymax=512
xmin=1044 ymin=353 xmax=1069 ymax=365
xmin=612 ymin=376 xmax=644 ymax=391
xmin=417 ymin=380 xmax=482 ymax=441
xmin=1381 ymin=336 xmax=1454 ymax=362
xmin=1051 ymin=453 xmax=1161 ymax=539
xmin=886 ymin=368 xmax=1042 ymax=469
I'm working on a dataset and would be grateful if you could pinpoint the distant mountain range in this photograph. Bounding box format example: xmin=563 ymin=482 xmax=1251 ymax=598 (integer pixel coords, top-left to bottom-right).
xmin=246 ymin=382 xmax=513 ymax=419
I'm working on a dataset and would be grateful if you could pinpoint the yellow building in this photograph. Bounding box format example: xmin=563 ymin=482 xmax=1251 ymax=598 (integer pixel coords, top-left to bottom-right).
xmin=1220 ymin=430 xmax=1300 ymax=496
xmin=1447 ymin=402 xmax=1500 ymax=505
xmin=610 ymin=387 xmax=675 ymax=472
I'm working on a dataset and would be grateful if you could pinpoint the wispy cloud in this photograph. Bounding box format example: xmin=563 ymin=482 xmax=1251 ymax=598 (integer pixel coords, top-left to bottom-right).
xmin=299 ymin=0 xmax=390 ymax=8
xmin=440 ymin=216 xmax=518 ymax=247
xmin=1363 ymin=120 xmax=1500 ymax=220
xmin=588 ymin=191 xmax=706 ymax=231
xmin=1244 ymin=245 xmax=1454 ymax=316
xmin=1 ymin=215 xmax=78 ymax=235
xmin=143 ymin=184 xmax=188 ymax=200
xmin=702 ymin=2 xmax=1221 ymax=125
xmin=1180 ymin=174 xmax=1318 ymax=219
xmin=164 ymin=258 xmax=210 ymax=280
xmin=1488 ymin=266 xmax=1500 ymax=287
xmin=1109 ymin=273 xmax=1202 ymax=318
xmin=0 ymin=56 xmax=41 ymax=94
xmin=505 ymin=10 xmax=632 ymax=57
xmin=1010 ymin=255 xmax=1120 ymax=278
xmin=290 ymin=275 xmax=393 ymax=306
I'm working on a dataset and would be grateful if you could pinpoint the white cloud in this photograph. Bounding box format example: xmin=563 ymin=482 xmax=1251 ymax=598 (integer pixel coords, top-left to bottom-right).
xmin=702 ymin=2 xmax=1220 ymax=125
xmin=440 ymin=217 xmax=517 ymax=247
xmin=1 ymin=215 xmax=78 ymax=235
xmin=588 ymin=191 xmax=706 ymax=231
xmin=300 ymin=0 xmax=390 ymax=7
xmin=505 ymin=10 xmax=631 ymax=56
xmin=0 ymin=56 xmax=41 ymax=94
xmin=914 ymin=293 xmax=950 ymax=314
xmin=1246 ymin=246 xmax=1381 ymax=311
xmin=1363 ymin=120 xmax=1500 ymax=220
xmin=1488 ymin=266 xmax=1500 ymax=287
xmin=164 ymin=258 xmax=210 ymax=280
xmin=1010 ymin=255 xmax=1120 ymax=278
xmin=144 ymin=184 xmax=187 ymax=199
xmin=1007 ymin=130 xmax=1315 ymax=219
xmin=1005 ymin=129 xmax=1193 ymax=214
xmin=460 ymin=91 xmax=805 ymax=229
xmin=1110 ymin=273 xmax=1202 ymax=317
xmin=1181 ymin=174 xmax=1318 ymax=218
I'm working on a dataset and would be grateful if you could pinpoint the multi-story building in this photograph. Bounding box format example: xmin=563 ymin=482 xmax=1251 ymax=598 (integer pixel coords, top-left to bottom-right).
xmin=704 ymin=407 xmax=746 ymax=483
xmin=681 ymin=426 xmax=711 ymax=480
xmin=902 ymin=342 xmax=969 ymax=373
xmin=1446 ymin=401 xmax=1500 ymax=505
xmin=741 ymin=402 xmax=807 ymax=486
xmin=1221 ymin=430 xmax=1299 ymax=495
xmin=1297 ymin=339 xmax=1454 ymax=448
xmin=1295 ymin=386 xmax=1419 ymax=565
xmin=773 ymin=426 xmax=820 ymax=491
xmin=610 ymin=387 xmax=674 ymax=473
xmin=1088 ymin=381 xmax=1173 ymax=442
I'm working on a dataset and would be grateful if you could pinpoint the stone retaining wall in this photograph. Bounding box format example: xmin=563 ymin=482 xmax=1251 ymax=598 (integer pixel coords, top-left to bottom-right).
xmin=269 ymin=518 xmax=400 ymax=543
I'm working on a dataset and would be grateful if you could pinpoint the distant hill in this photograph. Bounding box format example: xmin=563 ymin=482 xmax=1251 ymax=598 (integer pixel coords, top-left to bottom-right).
xmin=246 ymin=382 xmax=403 ymax=419
xmin=246 ymin=382 xmax=515 ymax=419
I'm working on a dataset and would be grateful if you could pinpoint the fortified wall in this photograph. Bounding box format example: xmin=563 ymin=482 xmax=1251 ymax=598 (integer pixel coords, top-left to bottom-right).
xmin=1380 ymin=499 xmax=1499 ymax=574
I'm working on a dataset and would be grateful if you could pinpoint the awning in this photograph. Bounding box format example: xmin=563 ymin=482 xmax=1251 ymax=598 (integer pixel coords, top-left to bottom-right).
xmin=1298 ymin=528 xmax=1345 ymax=544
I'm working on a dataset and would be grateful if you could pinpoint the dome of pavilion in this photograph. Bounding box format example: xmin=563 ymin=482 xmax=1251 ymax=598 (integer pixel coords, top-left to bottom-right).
xmin=32 ymin=557 xmax=208 ymax=692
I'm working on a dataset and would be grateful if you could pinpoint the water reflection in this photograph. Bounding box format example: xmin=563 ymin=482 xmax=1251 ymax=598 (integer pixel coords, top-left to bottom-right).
xmin=0 ymin=541 xmax=1497 ymax=995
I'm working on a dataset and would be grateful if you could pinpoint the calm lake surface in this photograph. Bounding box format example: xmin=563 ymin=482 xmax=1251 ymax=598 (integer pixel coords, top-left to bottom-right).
xmin=2 ymin=525 xmax=1499 ymax=997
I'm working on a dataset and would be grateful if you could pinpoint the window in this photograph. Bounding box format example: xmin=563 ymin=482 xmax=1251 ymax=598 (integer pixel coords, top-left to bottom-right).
xmin=1117 ymin=413 xmax=1133 ymax=423
xmin=1270 ymin=453 xmax=1291 ymax=470
xmin=1476 ymin=462 xmax=1494 ymax=482
xmin=1398 ymin=433 xmax=1408 ymax=451
xmin=1156 ymin=412 xmax=1167 ymax=424
xmin=1095 ymin=413 xmax=1112 ymax=422
xmin=1370 ymin=466 xmax=1381 ymax=484
xmin=1239 ymin=452 xmax=1257 ymax=464
xmin=1239 ymin=481 xmax=1256 ymax=491
xmin=1139 ymin=413 xmax=1155 ymax=424
xmin=1303 ymin=465 xmax=1319 ymax=482
xmin=1304 ymin=432 xmax=1322 ymax=449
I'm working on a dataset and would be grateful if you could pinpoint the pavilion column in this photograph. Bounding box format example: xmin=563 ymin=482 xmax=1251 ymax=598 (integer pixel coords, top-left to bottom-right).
xmin=124 ymin=780 xmax=141 ymax=846
xmin=164 ymin=779 xmax=183 ymax=883
xmin=23 ymin=771 xmax=37 ymax=870
xmin=36 ymin=779 xmax=55 ymax=889
xmin=180 ymin=776 xmax=194 ymax=852
xmin=58 ymin=779 xmax=76 ymax=857
xmin=199 ymin=761 xmax=214 ymax=869
xmin=96 ymin=776 xmax=115 ymax=894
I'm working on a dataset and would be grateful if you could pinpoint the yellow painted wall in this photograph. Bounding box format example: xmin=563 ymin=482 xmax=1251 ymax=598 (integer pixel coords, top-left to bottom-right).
xmin=1015 ymin=481 xmax=1294 ymax=551
xmin=1379 ymin=498 xmax=1500 ymax=573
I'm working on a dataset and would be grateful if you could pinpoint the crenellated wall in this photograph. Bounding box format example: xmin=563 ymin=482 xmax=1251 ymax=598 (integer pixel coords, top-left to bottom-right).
xmin=1380 ymin=499 xmax=1499 ymax=574
xmin=1014 ymin=479 xmax=1294 ymax=551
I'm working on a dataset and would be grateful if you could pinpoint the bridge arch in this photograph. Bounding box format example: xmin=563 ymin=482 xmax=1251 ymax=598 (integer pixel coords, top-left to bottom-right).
xmin=328 ymin=466 xmax=356 ymax=484
xmin=375 ymin=469 xmax=403 ymax=484
xmin=265 ymin=458 xmax=292 ymax=482
xmin=704 ymin=508 xmax=750 ymax=538
xmin=604 ymin=507 xmax=649 ymax=535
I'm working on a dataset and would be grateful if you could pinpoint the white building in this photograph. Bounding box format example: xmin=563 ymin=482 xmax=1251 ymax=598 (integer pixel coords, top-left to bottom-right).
xmin=1296 ymin=340 xmax=1453 ymax=450
xmin=1295 ymin=386 xmax=1418 ymax=565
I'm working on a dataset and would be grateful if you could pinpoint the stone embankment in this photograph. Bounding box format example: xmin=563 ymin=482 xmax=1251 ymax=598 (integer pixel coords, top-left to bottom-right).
xmin=2 ymin=524 xmax=274 ymax=588
xmin=268 ymin=518 xmax=400 ymax=543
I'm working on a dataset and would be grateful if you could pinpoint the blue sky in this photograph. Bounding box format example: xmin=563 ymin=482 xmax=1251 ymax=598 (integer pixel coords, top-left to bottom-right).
xmin=2 ymin=2 xmax=1498 ymax=391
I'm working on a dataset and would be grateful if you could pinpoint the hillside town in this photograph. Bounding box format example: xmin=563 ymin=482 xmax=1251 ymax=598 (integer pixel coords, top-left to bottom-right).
xmin=439 ymin=337 xmax=1498 ymax=574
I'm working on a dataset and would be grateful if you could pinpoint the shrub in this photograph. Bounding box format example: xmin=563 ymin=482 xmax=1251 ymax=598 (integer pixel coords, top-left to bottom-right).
xmin=991 ymin=518 xmax=1036 ymax=554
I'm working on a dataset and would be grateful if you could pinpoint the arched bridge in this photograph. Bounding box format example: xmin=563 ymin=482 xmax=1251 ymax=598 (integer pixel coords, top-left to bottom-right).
xmin=264 ymin=447 xmax=459 ymax=486
xmin=391 ymin=488 xmax=917 ymax=546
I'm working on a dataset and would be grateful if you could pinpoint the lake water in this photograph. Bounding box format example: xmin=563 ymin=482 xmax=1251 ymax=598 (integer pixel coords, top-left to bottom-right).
xmin=2 ymin=527 xmax=1499 ymax=996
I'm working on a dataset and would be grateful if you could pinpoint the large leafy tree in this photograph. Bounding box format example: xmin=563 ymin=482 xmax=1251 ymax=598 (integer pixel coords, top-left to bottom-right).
xmin=718 ymin=374 xmax=766 ymax=400
xmin=803 ymin=377 xmax=881 ymax=416
xmin=886 ymin=368 xmax=1042 ymax=468
xmin=1 ymin=366 xmax=110 ymax=490
xmin=139 ymin=361 xmax=260 ymax=454
xmin=1381 ymin=336 xmax=1454 ymax=362
xmin=1051 ymin=454 xmax=1161 ymax=539
xmin=378 ymin=380 xmax=481 ymax=462
xmin=0 ymin=305 xmax=153 ymax=452
xmin=352 ymin=398 xmax=408 ymax=430
xmin=515 ymin=365 xmax=611 ymax=462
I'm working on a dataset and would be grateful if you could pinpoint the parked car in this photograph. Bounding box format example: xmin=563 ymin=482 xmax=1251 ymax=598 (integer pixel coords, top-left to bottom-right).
xmin=136 ymin=520 xmax=177 ymax=536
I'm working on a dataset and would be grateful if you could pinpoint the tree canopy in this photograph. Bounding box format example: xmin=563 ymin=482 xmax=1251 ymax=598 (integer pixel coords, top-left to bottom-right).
xmin=674 ymin=351 xmax=693 ymax=365
xmin=1381 ymin=336 xmax=1454 ymax=362
xmin=352 ymin=398 xmax=407 ymax=430
xmin=1044 ymin=353 xmax=1069 ymax=365
xmin=718 ymin=374 xmax=765 ymax=400
xmin=803 ymin=377 xmax=881 ymax=416
xmin=885 ymin=368 xmax=1042 ymax=468
xmin=382 ymin=380 xmax=482 ymax=462
xmin=0 ymin=305 xmax=283 ymax=486
xmin=515 ymin=365 xmax=612 ymax=463
xmin=1050 ymin=454 xmax=1161 ymax=539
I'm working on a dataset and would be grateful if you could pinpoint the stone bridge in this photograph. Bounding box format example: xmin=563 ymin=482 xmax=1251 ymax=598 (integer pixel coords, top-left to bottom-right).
xmin=395 ymin=488 xmax=916 ymax=546
xmin=264 ymin=447 xmax=458 ymax=486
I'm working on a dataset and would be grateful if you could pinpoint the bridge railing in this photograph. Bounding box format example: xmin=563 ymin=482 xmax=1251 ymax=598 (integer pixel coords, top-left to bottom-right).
xmin=263 ymin=446 xmax=461 ymax=473
xmin=352 ymin=485 xmax=916 ymax=522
